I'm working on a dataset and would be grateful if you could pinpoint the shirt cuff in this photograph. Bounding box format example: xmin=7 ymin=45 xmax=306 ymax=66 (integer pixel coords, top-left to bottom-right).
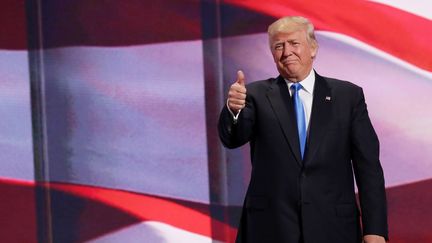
xmin=226 ymin=99 xmax=241 ymax=124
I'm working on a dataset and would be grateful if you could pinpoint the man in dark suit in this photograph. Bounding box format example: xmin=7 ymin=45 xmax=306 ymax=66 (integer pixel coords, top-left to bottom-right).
xmin=218 ymin=16 xmax=388 ymax=243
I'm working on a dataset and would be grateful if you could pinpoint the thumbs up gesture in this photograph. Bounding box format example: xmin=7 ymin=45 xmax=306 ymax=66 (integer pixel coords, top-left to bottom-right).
xmin=227 ymin=70 xmax=247 ymax=114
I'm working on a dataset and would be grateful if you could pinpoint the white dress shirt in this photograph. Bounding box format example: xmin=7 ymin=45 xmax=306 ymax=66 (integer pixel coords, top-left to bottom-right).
xmin=285 ymin=69 xmax=315 ymax=132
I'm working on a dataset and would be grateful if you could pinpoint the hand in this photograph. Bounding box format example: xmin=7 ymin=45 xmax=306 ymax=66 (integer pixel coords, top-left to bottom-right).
xmin=363 ymin=234 xmax=386 ymax=243
xmin=227 ymin=70 xmax=247 ymax=114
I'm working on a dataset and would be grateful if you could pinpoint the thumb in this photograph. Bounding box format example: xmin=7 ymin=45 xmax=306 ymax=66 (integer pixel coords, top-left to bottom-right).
xmin=236 ymin=70 xmax=245 ymax=86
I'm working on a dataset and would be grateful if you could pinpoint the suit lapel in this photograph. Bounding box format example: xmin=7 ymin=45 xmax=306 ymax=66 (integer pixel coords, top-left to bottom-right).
xmin=304 ymin=73 xmax=332 ymax=165
xmin=266 ymin=76 xmax=302 ymax=166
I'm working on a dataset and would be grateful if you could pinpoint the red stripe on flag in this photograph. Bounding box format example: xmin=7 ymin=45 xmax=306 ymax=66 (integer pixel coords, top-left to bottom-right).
xmin=35 ymin=0 xmax=202 ymax=49
xmin=0 ymin=0 xmax=27 ymax=49
xmin=387 ymin=179 xmax=432 ymax=242
xmin=0 ymin=178 xmax=37 ymax=243
xmin=0 ymin=178 xmax=238 ymax=242
xmin=49 ymin=182 xmax=237 ymax=241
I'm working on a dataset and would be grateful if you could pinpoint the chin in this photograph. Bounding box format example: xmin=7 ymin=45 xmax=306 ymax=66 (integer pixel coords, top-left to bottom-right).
xmin=284 ymin=68 xmax=298 ymax=76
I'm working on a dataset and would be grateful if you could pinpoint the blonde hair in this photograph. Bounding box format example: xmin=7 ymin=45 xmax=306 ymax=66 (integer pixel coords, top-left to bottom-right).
xmin=268 ymin=16 xmax=318 ymax=48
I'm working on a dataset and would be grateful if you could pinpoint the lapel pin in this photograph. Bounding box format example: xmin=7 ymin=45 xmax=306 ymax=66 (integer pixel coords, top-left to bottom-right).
xmin=325 ymin=96 xmax=331 ymax=101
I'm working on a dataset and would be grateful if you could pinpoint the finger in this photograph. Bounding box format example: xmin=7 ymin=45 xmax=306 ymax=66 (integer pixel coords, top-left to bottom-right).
xmin=229 ymin=98 xmax=246 ymax=105
xmin=230 ymin=83 xmax=247 ymax=94
xmin=236 ymin=70 xmax=245 ymax=86
xmin=233 ymin=92 xmax=246 ymax=100
xmin=228 ymin=91 xmax=247 ymax=101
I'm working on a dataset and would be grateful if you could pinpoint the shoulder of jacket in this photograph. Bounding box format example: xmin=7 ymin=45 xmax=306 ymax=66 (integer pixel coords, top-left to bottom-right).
xmin=246 ymin=77 xmax=277 ymax=91
xmin=321 ymin=75 xmax=362 ymax=91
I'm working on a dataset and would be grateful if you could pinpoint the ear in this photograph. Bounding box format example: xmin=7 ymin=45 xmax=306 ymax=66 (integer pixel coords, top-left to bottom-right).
xmin=310 ymin=42 xmax=318 ymax=59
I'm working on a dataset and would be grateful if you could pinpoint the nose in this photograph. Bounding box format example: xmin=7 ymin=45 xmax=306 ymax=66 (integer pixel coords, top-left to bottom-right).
xmin=282 ymin=44 xmax=292 ymax=57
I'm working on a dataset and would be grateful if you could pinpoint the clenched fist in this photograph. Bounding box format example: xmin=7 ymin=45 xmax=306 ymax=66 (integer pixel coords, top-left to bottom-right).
xmin=227 ymin=70 xmax=247 ymax=114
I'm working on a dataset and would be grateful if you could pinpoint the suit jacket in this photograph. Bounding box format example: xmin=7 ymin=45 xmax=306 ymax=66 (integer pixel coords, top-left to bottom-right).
xmin=218 ymin=72 xmax=388 ymax=243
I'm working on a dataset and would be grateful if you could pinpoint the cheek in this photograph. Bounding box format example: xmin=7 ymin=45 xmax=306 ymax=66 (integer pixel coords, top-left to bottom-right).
xmin=272 ymin=53 xmax=280 ymax=63
xmin=271 ymin=50 xmax=282 ymax=60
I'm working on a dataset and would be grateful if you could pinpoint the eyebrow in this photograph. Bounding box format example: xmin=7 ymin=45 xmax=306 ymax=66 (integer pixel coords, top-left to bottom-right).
xmin=273 ymin=39 xmax=299 ymax=45
xmin=284 ymin=38 xmax=299 ymax=42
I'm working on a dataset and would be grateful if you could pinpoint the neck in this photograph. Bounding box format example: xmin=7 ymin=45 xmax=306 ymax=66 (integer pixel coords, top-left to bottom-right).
xmin=283 ymin=68 xmax=313 ymax=83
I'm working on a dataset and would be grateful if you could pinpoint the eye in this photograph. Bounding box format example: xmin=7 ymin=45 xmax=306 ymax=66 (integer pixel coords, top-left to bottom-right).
xmin=274 ymin=44 xmax=283 ymax=50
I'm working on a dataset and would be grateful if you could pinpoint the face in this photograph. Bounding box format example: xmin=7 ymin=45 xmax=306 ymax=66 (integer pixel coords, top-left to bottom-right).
xmin=270 ymin=29 xmax=317 ymax=82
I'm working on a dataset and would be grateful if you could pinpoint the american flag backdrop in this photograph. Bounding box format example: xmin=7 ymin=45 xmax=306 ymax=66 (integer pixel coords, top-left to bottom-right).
xmin=0 ymin=0 xmax=431 ymax=242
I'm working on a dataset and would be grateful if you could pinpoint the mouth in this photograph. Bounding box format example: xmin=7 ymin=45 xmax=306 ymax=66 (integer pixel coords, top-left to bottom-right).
xmin=281 ymin=59 xmax=298 ymax=65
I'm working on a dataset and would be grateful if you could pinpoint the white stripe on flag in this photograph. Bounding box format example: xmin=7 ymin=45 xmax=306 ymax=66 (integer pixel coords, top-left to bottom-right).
xmin=88 ymin=221 xmax=222 ymax=243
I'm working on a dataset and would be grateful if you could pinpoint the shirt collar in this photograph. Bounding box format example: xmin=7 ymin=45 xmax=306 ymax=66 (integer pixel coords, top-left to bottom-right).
xmin=285 ymin=69 xmax=315 ymax=95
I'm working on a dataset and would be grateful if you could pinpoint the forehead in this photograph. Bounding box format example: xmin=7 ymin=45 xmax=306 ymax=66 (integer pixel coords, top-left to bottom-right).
xmin=270 ymin=29 xmax=307 ymax=43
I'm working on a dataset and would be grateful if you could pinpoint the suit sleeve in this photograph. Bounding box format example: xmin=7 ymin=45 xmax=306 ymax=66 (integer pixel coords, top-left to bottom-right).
xmin=218 ymin=92 xmax=255 ymax=149
xmin=350 ymin=87 xmax=389 ymax=240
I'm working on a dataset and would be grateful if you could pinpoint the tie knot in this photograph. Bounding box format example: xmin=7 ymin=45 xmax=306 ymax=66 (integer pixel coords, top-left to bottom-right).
xmin=291 ymin=83 xmax=302 ymax=92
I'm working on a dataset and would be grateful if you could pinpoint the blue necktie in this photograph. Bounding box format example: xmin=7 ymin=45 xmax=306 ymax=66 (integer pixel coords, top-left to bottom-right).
xmin=291 ymin=83 xmax=306 ymax=160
